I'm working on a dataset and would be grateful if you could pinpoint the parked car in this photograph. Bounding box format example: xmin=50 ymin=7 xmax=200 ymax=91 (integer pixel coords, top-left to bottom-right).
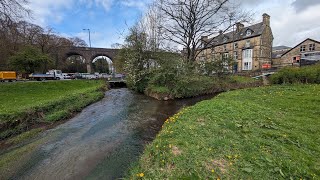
xmin=62 ymin=73 xmax=71 ymax=79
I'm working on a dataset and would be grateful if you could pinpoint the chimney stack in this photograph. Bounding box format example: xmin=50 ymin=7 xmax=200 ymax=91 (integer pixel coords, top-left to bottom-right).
xmin=236 ymin=22 xmax=244 ymax=32
xmin=263 ymin=13 xmax=270 ymax=26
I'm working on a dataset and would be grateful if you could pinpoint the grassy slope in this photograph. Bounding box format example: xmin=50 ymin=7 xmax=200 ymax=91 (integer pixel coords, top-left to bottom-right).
xmin=0 ymin=80 xmax=106 ymax=139
xmin=128 ymin=84 xmax=320 ymax=179
xmin=0 ymin=80 xmax=104 ymax=114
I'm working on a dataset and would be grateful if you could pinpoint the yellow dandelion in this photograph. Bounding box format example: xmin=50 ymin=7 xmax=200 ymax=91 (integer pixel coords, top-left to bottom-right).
xmin=211 ymin=169 xmax=215 ymax=173
xmin=139 ymin=173 xmax=144 ymax=177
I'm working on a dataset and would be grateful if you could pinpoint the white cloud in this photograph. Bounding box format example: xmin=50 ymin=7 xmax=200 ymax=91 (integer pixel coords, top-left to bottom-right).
xmin=25 ymin=0 xmax=75 ymax=26
xmin=120 ymin=0 xmax=152 ymax=11
xmin=25 ymin=0 xmax=320 ymax=48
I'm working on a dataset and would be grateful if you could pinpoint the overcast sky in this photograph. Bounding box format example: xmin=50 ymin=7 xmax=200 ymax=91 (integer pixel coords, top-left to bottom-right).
xmin=26 ymin=0 xmax=320 ymax=48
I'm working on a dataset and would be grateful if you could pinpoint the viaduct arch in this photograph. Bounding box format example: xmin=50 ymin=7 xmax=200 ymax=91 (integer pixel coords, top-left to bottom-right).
xmin=65 ymin=47 xmax=119 ymax=73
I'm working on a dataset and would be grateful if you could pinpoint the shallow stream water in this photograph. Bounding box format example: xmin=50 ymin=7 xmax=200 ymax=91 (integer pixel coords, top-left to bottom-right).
xmin=5 ymin=88 xmax=216 ymax=180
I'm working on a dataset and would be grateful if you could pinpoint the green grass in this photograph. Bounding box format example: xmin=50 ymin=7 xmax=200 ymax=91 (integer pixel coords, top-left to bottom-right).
xmin=5 ymin=128 xmax=44 ymax=145
xmin=127 ymin=84 xmax=320 ymax=179
xmin=270 ymin=63 xmax=320 ymax=84
xmin=146 ymin=85 xmax=171 ymax=94
xmin=0 ymin=80 xmax=106 ymax=139
xmin=0 ymin=80 xmax=104 ymax=114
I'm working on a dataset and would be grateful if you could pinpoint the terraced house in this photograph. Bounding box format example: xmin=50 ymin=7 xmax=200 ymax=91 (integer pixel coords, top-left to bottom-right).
xmin=198 ymin=13 xmax=273 ymax=72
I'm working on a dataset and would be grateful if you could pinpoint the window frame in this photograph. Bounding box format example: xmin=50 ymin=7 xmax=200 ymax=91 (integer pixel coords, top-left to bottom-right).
xmin=234 ymin=42 xmax=238 ymax=49
xmin=246 ymin=30 xmax=252 ymax=36
xmin=309 ymin=43 xmax=315 ymax=51
xmin=233 ymin=51 xmax=238 ymax=60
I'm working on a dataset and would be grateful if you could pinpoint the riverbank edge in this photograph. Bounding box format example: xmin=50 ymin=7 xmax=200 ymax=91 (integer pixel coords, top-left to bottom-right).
xmin=0 ymin=82 xmax=107 ymax=143
xmin=144 ymin=81 xmax=263 ymax=100
xmin=126 ymin=84 xmax=320 ymax=179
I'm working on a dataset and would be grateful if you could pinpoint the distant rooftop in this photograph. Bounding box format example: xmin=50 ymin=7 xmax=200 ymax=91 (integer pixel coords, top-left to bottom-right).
xmin=272 ymin=46 xmax=291 ymax=51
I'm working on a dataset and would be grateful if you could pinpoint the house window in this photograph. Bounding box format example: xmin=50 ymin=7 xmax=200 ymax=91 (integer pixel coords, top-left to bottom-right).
xmin=292 ymin=56 xmax=300 ymax=63
xmin=242 ymin=49 xmax=253 ymax=70
xmin=300 ymin=45 xmax=306 ymax=52
xmin=245 ymin=40 xmax=250 ymax=47
xmin=223 ymin=52 xmax=229 ymax=59
xmin=243 ymin=49 xmax=252 ymax=58
xmin=224 ymin=44 xmax=227 ymax=51
xmin=243 ymin=62 xmax=252 ymax=70
xmin=309 ymin=43 xmax=315 ymax=51
xmin=246 ymin=30 xmax=252 ymax=36
xmin=234 ymin=42 xmax=238 ymax=49
xmin=233 ymin=51 xmax=238 ymax=60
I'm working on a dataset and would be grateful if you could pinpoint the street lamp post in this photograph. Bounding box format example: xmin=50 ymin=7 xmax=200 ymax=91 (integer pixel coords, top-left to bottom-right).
xmin=83 ymin=28 xmax=91 ymax=48
xmin=83 ymin=28 xmax=92 ymax=73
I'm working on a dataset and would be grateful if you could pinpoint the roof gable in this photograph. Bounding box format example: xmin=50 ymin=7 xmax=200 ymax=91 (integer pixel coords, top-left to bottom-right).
xmin=281 ymin=38 xmax=320 ymax=57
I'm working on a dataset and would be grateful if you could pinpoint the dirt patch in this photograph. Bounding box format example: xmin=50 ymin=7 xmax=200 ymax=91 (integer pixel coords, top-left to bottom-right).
xmin=171 ymin=146 xmax=182 ymax=156
xmin=197 ymin=118 xmax=206 ymax=126
xmin=206 ymin=159 xmax=228 ymax=174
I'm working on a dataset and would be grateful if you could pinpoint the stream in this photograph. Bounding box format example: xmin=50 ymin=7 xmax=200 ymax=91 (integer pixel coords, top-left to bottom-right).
xmin=5 ymin=88 xmax=216 ymax=180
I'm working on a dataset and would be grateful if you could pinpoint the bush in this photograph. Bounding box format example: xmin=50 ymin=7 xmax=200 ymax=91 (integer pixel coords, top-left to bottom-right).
xmin=172 ymin=75 xmax=217 ymax=98
xmin=270 ymin=64 xmax=320 ymax=84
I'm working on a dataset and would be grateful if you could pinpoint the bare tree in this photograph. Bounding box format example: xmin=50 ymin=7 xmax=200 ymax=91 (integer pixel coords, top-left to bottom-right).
xmin=158 ymin=0 xmax=250 ymax=62
xmin=142 ymin=2 xmax=164 ymax=52
xmin=0 ymin=0 xmax=30 ymax=28
xmin=70 ymin=37 xmax=88 ymax=47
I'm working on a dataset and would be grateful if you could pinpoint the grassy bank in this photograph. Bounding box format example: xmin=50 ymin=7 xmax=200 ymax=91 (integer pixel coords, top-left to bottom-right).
xmin=145 ymin=75 xmax=261 ymax=100
xmin=127 ymin=84 xmax=320 ymax=179
xmin=0 ymin=80 xmax=106 ymax=140
xmin=270 ymin=63 xmax=320 ymax=84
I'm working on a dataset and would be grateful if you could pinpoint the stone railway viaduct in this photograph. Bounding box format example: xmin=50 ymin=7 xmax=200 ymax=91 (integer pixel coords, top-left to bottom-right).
xmin=65 ymin=46 xmax=119 ymax=73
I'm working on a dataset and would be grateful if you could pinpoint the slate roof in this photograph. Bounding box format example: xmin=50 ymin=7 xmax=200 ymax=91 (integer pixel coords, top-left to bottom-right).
xmin=272 ymin=46 xmax=291 ymax=51
xmin=272 ymin=51 xmax=286 ymax=59
xmin=204 ymin=22 xmax=266 ymax=48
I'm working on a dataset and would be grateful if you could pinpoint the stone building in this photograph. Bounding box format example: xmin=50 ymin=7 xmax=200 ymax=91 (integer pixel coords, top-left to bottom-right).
xmin=272 ymin=46 xmax=291 ymax=68
xmin=279 ymin=38 xmax=320 ymax=67
xmin=197 ymin=13 xmax=273 ymax=72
